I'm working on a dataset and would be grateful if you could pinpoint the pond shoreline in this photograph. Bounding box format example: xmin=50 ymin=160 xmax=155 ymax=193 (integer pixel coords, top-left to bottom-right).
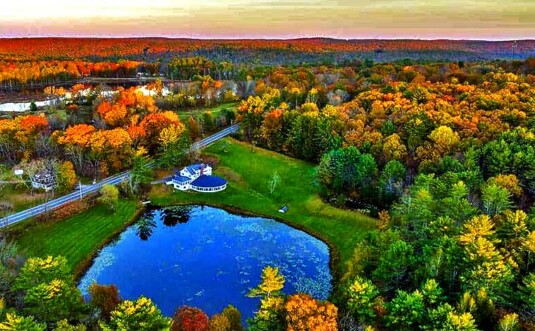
xmin=74 ymin=201 xmax=338 ymax=298
xmin=77 ymin=204 xmax=333 ymax=319
xmin=73 ymin=204 xmax=145 ymax=281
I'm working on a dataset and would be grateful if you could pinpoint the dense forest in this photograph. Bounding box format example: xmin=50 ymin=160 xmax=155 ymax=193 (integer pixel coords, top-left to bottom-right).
xmin=1 ymin=38 xmax=535 ymax=91
xmin=0 ymin=40 xmax=534 ymax=330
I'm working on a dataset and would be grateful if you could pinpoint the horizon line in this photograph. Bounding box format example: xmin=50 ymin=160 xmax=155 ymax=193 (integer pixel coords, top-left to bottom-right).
xmin=0 ymin=35 xmax=533 ymax=42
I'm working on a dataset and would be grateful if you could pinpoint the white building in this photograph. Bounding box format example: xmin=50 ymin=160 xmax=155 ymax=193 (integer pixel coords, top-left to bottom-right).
xmin=31 ymin=170 xmax=56 ymax=192
xmin=165 ymin=163 xmax=227 ymax=193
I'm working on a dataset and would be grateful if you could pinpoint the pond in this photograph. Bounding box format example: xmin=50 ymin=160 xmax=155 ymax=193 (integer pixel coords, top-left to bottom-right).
xmin=78 ymin=205 xmax=332 ymax=321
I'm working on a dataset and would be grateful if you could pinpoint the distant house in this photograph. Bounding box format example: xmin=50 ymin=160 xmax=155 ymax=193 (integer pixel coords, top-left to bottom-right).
xmin=31 ymin=169 xmax=56 ymax=192
xmin=165 ymin=163 xmax=227 ymax=193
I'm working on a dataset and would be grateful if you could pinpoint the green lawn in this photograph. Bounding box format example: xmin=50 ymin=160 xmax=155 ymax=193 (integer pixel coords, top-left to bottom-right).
xmin=14 ymin=200 xmax=140 ymax=276
xmin=11 ymin=138 xmax=376 ymax=281
xmin=149 ymin=138 xmax=377 ymax=279
xmin=176 ymin=102 xmax=238 ymax=121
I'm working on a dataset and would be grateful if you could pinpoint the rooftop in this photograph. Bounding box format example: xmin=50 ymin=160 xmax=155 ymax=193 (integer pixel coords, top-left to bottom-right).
xmin=32 ymin=169 xmax=56 ymax=185
xmin=191 ymin=175 xmax=227 ymax=188
xmin=186 ymin=163 xmax=207 ymax=175
xmin=172 ymin=175 xmax=192 ymax=183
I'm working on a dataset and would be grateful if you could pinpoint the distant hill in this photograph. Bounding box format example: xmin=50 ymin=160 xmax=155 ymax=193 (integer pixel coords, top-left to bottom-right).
xmin=0 ymin=38 xmax=534 ymax=64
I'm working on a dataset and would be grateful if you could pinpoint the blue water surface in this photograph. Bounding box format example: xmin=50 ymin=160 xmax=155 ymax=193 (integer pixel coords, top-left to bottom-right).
xmin=78 ymin=205 xmax=332 ymax=321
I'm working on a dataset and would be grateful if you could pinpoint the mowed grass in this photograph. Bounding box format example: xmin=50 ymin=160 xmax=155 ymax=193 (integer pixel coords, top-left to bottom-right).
xmin=149 ymin=138 xmax=377 ymax=278
xmin=14 ymin=200 xmax=140 ymax=275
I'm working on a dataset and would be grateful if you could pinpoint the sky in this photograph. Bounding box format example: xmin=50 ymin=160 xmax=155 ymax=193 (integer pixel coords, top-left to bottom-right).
xmin=0 ymin=0 xmax=534 ymax=39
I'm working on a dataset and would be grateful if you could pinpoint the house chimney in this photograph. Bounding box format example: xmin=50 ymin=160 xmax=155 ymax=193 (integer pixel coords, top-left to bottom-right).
xmin=200 ymin=163 xmax=205 ymax=176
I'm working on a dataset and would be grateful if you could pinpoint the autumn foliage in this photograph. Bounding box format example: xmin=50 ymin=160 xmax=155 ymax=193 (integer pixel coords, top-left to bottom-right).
xmin=285 ymin=294 xmax=338 ymax=331
xmin=171 ymin=306 xmax=209 ymax=331
xmin=88 ymin=283 xmax=121 ymax=320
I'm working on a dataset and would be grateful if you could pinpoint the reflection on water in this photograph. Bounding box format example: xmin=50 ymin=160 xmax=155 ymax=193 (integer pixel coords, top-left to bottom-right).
xmin=79 ymin=206 xmax=332 ymax=321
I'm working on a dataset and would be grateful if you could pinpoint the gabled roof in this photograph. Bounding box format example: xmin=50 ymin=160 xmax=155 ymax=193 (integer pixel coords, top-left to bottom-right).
xmin=186 ymin=164 xmax=201 ymax=175
xmin=191 ymin=175 xmax=227 ymax=188
xmin=172 ymin=175 xmax=192 ymax=183
xmin=32 ymin=169 xmax=56 ymax=185
xmin=185 ymin=163 xmax=209 ymax=175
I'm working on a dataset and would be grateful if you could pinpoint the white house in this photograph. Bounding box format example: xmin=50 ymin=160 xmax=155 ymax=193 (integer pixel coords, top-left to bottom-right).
xmin=31 ymin=170 xmax=56 ymax=192
xmin=165 ymin=163 xmax=227 ymax=193
xmin=179 ymin=163 xmax=212 ymax=178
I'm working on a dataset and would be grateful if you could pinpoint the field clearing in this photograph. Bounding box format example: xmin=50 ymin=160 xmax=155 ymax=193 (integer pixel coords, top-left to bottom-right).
xmin=149 ymin=138 xmax=377 ymax=278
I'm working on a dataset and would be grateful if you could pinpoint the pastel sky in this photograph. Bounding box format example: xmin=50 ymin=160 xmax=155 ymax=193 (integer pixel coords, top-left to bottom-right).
xmin=0 ymin=0 xmax=533 ymax=39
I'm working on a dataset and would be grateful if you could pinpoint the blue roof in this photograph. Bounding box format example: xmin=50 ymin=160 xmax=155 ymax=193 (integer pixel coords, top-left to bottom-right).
xmin=172 ymin=175 xmax=191 ymax=183
xmin=186 ymin=163 xmax=204 ymax=175
xmin=191 ymin=175 xmax=227 ymax=188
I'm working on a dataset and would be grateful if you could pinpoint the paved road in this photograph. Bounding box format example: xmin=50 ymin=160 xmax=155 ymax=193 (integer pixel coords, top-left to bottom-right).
xmin=0 ymin=124 xmax=239 ymax=229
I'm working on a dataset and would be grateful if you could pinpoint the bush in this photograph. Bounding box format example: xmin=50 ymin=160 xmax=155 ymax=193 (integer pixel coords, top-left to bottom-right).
xmin=97 ymin=184 xmax=119 ymax=211
xmin=35 ymin=200 xmax=90 ymax=224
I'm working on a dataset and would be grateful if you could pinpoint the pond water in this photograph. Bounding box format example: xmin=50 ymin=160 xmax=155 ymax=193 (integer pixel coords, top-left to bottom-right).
xmin=78 ymin=205 xmax=332 ymax=321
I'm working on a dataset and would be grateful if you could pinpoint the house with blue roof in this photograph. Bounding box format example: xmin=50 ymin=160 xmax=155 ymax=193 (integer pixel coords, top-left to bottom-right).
xmin=165 ymin=163 xmax=227 ymax=192
xmin=179 ymin=163 xmax=212 ymax=178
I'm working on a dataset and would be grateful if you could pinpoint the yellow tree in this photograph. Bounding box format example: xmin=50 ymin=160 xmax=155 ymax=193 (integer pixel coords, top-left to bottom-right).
xmin=248 ymin=266 xmax=286 ymax=330
xmin=382 ymin=133 xmax=407 ymax=162
xmin=459 ymin=215 xmax=496 ymax=245
xmin=100 ymin=296 xmax=170 ymax=331
xmin=0 ymin=313 xmax=46 ymax=331
xmin=57 ymin=161 xmax=77 ymax=191
xmin=487 ymin=174 xmax=522 ymax=197
xmin=459 ymin=215 xmax=513 ymax=299
xmin=159 ymin=123 xmax=186 ymax=152
xmin=498 ymin=313 xmax=519 ymax=331
xmin=248 ymin=266 xmax=285 ymax=298
xmin=209 ymin=314 xmax=230 ymax=331
xmin=237 ymin=95 xmax=267 ymax=141
xmin=417 ymin=125 xmax=460 ymax=162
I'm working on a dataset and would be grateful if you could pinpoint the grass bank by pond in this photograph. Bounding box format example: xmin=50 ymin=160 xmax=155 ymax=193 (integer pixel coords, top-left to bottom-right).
xmin=12 ymin=200 xmax=141 ymax=277
xmin=149 ymin=138 xmax=377 ymax=279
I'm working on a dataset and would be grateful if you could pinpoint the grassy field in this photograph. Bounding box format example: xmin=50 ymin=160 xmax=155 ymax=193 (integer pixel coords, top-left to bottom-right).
xmin=11 ymin=137 xmax=376 ymax=281
xmin=149 ymin=138 xmax=377 ymax=278
xmin=176 ymin=102 xmax=238 ymax=121
xmin=13 ymin=200 xmax=140 ymax=276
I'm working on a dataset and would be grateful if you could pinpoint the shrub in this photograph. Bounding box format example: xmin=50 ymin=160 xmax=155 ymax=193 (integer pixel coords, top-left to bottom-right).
xmin=171 ymin=306 xmax=209 ymax=331
xmin=97 ymin=184 xmax=119 ymax=211
xmin=35 ymin=200 xmax=90 ymax=224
